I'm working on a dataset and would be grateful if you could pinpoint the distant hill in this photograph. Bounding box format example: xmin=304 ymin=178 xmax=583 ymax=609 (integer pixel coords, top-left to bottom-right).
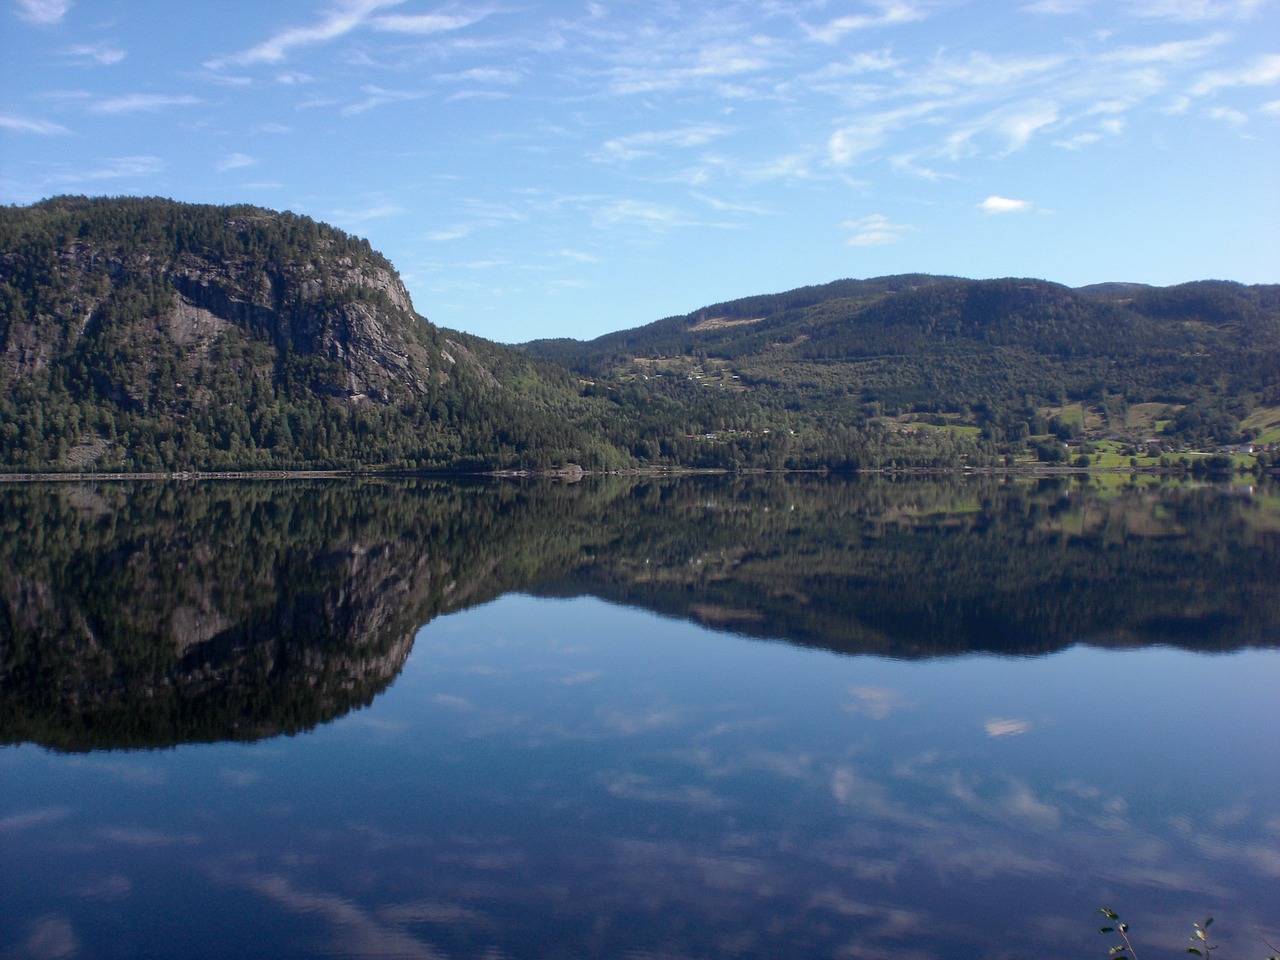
xmin=523 ymin=274 xmax=1280 ymax=461
xmin=0 ymin=196 xmax=627 ymax=472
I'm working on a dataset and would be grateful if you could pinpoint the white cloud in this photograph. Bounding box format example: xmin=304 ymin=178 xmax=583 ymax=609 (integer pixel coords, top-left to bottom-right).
xmin=48 ymin=155 xmax=165 ymax=183
xmin=1054 ymin=131 xmax=1103 ymax=148
xmin=607 ymin=43 xmax=771 ymax=96
xmin=1206 ymin=105 xmax=1249 ymax=122
xmin=13 ymin=0 xmax=71 ymax=24
xmin=207 ymin=0 xmax=408 ymax=68
xmin=370 ymin=11 xmax=488 ymax=34
xmin=332 ymin=202 xmax=404 ymax=222
xmin=923 ymin=51 xmax=1067 ymax=91
xmin=980 ymin=195 xmax=1032 ymax=213
xmin=556 ymin=248 xmax=599 ymax=263
xmin=842 ymin=213 xmax=915 ymax=245
xmin=425 ymin=226 xmax=472 ymax=242
xmin=1190 ymin=53 xmax=1280 ymax=96
xmin=1128 ymin=0 xmax=1270 ymax=20
xmin=1101 ymin=33 xmax=1228 ymax=65
xmin=891 ymin=154 xmax=950 ymax=180
xmin=595 ymin=198 xmax=689 ymax=231
xmin=1261 ymin=98 xmax=1280 ymax=114
xmin=803 ymin=1 xmax=924 ymax=43
xmin=341 ymin=85 xmax=425 ymax=115
xmin=436 ymin=68 xmax=521 ymax=85
xmin=998 ymin=103 xmax=1061 ymax=152
xmin=90 ymin=93 xmax=200 ymax=114
xmin=829 ymin=101 xmax=942 ymax=167
xmin=215 ymin=152 xmax=257 ymax=172
xmin=60 ymin=42 xmax=125 ymax=66
xmin=1022 ymin=0 xmax=1095 ymax=12
xmin=0 ymin=113 xmax=69 ymax=134
xmin=597 ymin=124 xmax=727 ymax=163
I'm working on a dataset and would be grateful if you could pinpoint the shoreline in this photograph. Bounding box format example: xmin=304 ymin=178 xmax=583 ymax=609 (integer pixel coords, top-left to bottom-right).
xmin=0 ymin=464 xmax=1271 ymax=483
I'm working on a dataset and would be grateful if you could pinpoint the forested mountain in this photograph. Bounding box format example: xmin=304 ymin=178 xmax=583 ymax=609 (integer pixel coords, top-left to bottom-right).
xmin=2 ymin=196 xmax=1277 ymax=473
xmin=0 ymin=196 xmax=630 ymax=472
xmin=525 ymin=274 xmax=1280 ymax=463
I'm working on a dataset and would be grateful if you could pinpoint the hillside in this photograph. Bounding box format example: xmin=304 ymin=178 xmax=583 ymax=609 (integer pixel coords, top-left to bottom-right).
xmin=3 ymin=196 xmax=1276 ymax=474
xmin=524 ymin=275 xmax=1280 ymax=466
xmin=0 ymin=196 xmax=628 ymax=472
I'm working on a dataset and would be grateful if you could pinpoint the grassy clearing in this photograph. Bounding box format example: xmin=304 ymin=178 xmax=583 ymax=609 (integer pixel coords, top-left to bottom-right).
xmin=1125 ymin=402 xmax=1176 ymax=435
xmin=1242 ymin=404 xmax=1280 ymax=444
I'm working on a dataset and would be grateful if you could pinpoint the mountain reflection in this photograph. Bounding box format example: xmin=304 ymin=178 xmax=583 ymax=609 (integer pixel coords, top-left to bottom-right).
xmin=2 ymin=475 xmax=1278 ymax=751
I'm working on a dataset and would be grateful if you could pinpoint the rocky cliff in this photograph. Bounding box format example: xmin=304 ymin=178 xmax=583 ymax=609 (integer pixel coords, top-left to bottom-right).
xmin=0 ymin=196 xmax=612 ymax=472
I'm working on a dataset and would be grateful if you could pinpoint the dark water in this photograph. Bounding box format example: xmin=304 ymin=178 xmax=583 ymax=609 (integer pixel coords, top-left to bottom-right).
xmin=2 ymin=476 xmax=1278 ymax=959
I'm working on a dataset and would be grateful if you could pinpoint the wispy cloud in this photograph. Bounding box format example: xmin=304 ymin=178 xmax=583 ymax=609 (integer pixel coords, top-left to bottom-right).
xmin=371 ymin=11 xmax=490 ymax=34
xmin=829 ymin=102 xmax=939 ymax=165
xmin=1021 ymin=0 xmax=1094 ymax=12
xmin=1128 ymin=0 xmax=1271 ymax=20
xmin=596 ymin=124 xmax=727 ymax=163
xmin=215 ymin=152 xmax=257 ymax=172
xmin=998 ymin=102 xmax=1061 ymax=152
xmin=1206 ymin=104 xmax=1249 ymax=122
xmin=341 ymin=84 xmax=425 ymax=115
xmin=333 ymin=202 xmax=405 ymax=222
xmin=13 ymin=0 xmax=71 ymax=24
xmin=207 ymin=0 xmax=408 ymax=68
xmin=207 ymin=1 xmax=487 ymax=69
xmin=842 ymin=213 xmax=915 ymax=245
xmin=595 ymin=198 xmax=690 ymax=231
xmin=802 ymin=1 xmax=924 ymax=43
xmin=48 ymin=155 xmax=165 ymax=182
xmin=60 ymin=41 xmax=125 ymax=65
xmin=1100 ymin=32 xmax=1228 ymax=65
xmin=0 ymin=113 xmax=70 ymax=134
xmin=436 ymin=67 xmax=521 ymax=85
xmin=1189 ymin=52 xmax=1280 ymax=96
xmin=426 ymin=225 xmax=473 ymax=242
xmin=606 ymin=42 xmax=772 ymax=96
xmin=89 ymin=93 xmax=200 ymax=114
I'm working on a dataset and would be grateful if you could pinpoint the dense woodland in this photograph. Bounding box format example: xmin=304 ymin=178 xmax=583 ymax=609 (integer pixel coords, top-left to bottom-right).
xmin=2 ymin=196 xmax=1278 ymax=474
xmin=3 ymin=475 xmax=1278 ymax=750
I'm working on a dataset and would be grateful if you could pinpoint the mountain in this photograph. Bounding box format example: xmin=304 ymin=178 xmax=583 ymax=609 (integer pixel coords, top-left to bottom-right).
xmin=3 ymin=196 xmax=1277 ymax=474
xmin=524 ymin=274 xmax=1280 ymax=462
xmin=0 ymin=196 xmax=628 ymax=472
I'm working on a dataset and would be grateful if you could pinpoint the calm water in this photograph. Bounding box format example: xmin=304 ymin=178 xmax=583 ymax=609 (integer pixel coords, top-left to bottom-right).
xmin=2 ymin=476 xmax=1278 ymax=959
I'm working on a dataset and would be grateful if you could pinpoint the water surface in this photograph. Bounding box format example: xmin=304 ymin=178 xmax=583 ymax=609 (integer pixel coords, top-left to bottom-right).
xmin=2 ymin=476 xmax=1278 ymax=958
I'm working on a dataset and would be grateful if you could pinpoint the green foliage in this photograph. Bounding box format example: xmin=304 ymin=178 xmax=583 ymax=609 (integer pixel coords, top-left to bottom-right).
xmin=526 ymin=274 xmax=1280 ymax=461
xmin=4 ymin=198 xmax=1277 ymax=474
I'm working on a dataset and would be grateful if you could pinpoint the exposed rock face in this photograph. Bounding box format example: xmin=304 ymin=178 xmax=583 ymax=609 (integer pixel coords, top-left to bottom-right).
xmin=0 ymin=205 xmax=437 ymax=405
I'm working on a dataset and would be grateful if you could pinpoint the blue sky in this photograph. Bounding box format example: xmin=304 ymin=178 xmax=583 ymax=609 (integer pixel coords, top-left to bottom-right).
xmin=2 ymin=0 xmax=1277 ymax=342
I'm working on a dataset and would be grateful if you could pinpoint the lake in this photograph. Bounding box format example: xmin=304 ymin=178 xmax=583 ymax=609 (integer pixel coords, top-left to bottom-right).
xmin=2 ymin=475 xmax=1278 ymax=959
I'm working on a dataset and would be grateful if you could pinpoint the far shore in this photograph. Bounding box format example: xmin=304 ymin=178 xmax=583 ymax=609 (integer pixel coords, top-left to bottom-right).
xmin=0 ymin=464 xmax=1273 ymax=483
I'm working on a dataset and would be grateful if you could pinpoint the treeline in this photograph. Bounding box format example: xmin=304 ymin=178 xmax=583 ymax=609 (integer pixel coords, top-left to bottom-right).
xmin=525 ymin=275 xmax=1280 ymax=458
xmin=4 ymin=197 xmax=1276 ymax=474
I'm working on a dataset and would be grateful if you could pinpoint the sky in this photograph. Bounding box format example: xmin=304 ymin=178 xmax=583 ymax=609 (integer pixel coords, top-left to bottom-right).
xmin=1 ymin=0 xmax=1278 ymax=343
